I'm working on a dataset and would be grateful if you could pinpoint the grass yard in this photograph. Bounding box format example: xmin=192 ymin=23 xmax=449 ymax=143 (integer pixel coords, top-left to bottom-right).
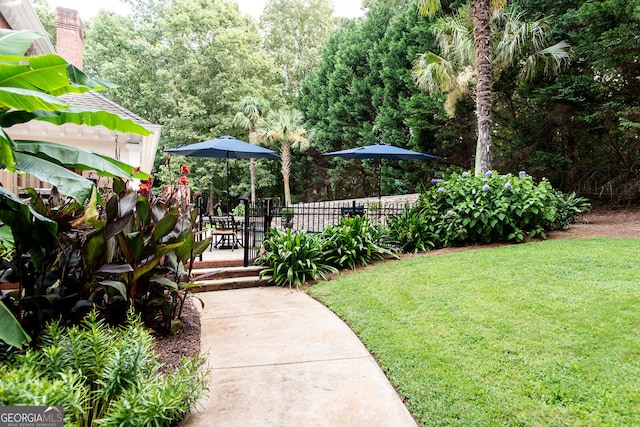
xmin=307 ymin=238 xmax=640 ymax=426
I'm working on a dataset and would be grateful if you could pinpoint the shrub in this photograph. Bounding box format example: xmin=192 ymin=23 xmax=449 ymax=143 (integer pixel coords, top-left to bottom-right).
xmin=0 ymin=311 xmax=207 ymax=426
xmin=387 ymin=205 xmax=436 ymax=253
xmin=391 ymin=171 xmax=590 ymax=251
xmin=0 ymin=181 xmax=211 ymax=346
xmin=257 ymin=229 xmax=337 ymax=289
xmin=322 ymin=215 xmax=396 ymax=269
xmin=553 ymin=191 xmax=591 ymax=229
xmin=419 ymin=171 xmax=561 ymax=245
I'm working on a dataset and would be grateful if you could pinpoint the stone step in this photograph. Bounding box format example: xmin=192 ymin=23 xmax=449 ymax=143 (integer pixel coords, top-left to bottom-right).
xmin=192 ymin=258 xmax=245 ymax=269
xmin=191 ymin=265 xmax=265 ymax=281
xmin=190 ymin=275 xmax=273 ymax=292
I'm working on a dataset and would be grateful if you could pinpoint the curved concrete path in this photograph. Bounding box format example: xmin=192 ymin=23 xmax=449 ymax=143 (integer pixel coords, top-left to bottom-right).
xmin=180 ymin=287 xmax=418 ymax=427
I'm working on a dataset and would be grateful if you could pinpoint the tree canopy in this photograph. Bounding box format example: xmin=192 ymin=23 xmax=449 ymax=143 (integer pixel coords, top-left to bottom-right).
xmin=77 ymin=0 xmax=640 ymax=203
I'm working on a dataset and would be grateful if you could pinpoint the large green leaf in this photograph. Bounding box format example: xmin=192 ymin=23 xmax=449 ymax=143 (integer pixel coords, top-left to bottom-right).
xmin=0 ymin=186 xmax=57 ymax=251
xmin=16 ymin=140 xmax=134 ymax=180
xmin=0 ymin=302 xmax=31 ymax=349
xmin=0 ymin=127 xmax=16 ymax=170
xmin=175 ymin=229 xmax=194 ymax=263
xmin=64 ymin=63 xmax=115 ymax=92
xmin=156 ymin=242 xmax=184 ymax=258
xmin=0 ymin=223 xmax=14 ymax=253
xmin=0 ymin=110 xmax=55 ymax=128
xmin=84 ymin=230 xmax=107 ymax=266
xmin=98 ymin=280 xmax=127 ymax=299
xmin=0 ymin=54 xmax=71 ymax=94
xmin=136 ymin=196 xmax=151 ymax=228
xmin=14 ymin=151 xmax=94 ymax=203
xmin=0 ymin=29 xmax=42 ymax=56
xmin=152 ymin=211 xmax=179 ymax=243
xmin=94 ymin=153 xmax=150 ymax=179
xmin=149 ymin=276 xmax=179 ymax=292
xmin=0 ymin=87 xmax=69 ymax=112
xmin=193 ymin=237 xmax=212 ymax=258
xmin=132 ymin=257 xmax=161 ymax=283
xmin=29 ymin=107 xmax=151 ymax=136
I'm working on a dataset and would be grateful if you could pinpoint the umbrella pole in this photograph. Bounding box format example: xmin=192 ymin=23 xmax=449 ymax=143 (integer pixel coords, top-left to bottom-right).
xmin=226 ymin=154 xmax=231 ymax=214
xmin=377 ymin=158 xmax=382 ymax=201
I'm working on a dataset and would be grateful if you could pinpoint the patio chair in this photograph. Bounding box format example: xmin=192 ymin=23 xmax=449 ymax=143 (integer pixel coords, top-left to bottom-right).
xmin=209 ymin=215 xmax=242 ymax=250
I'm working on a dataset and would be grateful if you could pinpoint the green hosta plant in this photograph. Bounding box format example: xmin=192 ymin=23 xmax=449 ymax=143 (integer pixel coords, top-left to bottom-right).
xmin=321 ymin=215 xmax=396 ymax=270
xmin=0 ymin=311 xmax=208 ymax=426
xmin=257 ymin=228 xmax=337 ymax=289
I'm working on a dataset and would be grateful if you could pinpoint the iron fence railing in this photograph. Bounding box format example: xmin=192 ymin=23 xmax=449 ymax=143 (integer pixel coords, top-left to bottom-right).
xmin=197 ymin=196 xmax=420 ymax=265
xmin=270 ymin=199 xmax=417 ymax=233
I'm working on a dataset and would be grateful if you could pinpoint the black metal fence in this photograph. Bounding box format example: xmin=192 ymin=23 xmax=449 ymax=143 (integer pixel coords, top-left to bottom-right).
xmin=199 ymin=196 xmax=420 ymax=266
xmin=269 ymin=199 xmax=417 ymax=233
xmin=241 ymin=199 xmax=271 ymax=267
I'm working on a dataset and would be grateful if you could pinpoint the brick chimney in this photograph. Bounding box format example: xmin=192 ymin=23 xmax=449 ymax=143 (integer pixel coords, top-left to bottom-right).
xmin=55 ymin=7 xmax=83 ymax=70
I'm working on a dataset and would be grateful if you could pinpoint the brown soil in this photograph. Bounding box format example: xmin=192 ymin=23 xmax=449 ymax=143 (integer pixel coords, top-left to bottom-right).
xmin=153 ymin=298 xmax=201 ymax=371
xmin=547 ymin=206 xmax=640 ymax=239
xmin=154 ymin=206 xmax=640 ymax=368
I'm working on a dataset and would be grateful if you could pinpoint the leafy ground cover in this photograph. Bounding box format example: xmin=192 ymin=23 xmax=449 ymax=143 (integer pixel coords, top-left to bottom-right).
xmin=308 ymin=237 xmax=640 ymax=426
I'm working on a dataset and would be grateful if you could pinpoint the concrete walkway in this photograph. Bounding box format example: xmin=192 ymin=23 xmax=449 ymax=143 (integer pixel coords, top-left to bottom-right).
xmin=180 ymin=287 xmax=418 ymax=427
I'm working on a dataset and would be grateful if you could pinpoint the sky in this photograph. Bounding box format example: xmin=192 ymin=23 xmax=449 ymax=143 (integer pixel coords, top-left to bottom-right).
xmin=46 ymin=0 xmax=364 ymax=21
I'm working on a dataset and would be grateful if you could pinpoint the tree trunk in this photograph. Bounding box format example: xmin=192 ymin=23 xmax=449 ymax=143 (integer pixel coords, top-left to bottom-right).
xmin=473 ymin=0 xmax=493 ymax=175
xmin=281 ymin=143 xmax=292 ymax=206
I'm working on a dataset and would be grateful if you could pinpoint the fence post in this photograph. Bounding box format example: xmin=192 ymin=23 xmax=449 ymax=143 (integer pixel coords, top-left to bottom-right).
xmin=242 ymin=198 xmax=249 ymax=267
xmin=196 ymin=195 xmax=204 ymax=261
xmin=265 ymin=198 xmax=273 ymax=231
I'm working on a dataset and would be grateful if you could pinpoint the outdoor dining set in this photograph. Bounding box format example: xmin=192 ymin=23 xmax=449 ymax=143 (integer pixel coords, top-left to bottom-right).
xmin=204 ymin=215 xmax=243 ymax=250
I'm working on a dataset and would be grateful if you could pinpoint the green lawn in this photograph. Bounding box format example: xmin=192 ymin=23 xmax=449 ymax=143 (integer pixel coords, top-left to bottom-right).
xmin=307 ymin=238 xmax=640 ymax=426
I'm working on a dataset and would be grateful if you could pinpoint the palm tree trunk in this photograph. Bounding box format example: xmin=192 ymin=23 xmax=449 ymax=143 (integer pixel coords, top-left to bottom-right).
xmin=281 ymin=143 xmax=292 ymax=206
xmin=473 ymin=0 xmax=493 ymax=175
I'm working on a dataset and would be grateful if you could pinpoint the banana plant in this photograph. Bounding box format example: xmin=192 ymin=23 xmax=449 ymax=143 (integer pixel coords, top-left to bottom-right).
xmin=0 ymin=29 xmax=151 ymax=203
xmin=0 ymin=29 xmax=154 ymax=349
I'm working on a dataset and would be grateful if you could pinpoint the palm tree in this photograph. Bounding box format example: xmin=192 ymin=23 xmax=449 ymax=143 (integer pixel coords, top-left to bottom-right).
xmin=233 ymin=97 xmax=269 ymax=203
xmin=259 ymin=108 xmax=310 ymax=206
xmin=418 ymin=0 xmax=501 ymax=175
xmin=413 ymin=6 xmax=571 ymax=116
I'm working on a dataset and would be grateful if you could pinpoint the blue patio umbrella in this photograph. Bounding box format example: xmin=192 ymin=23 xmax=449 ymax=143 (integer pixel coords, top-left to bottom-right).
xmin=322 ymin=143 xmax=439 ymax=198
xmin=166 ymin=136 xmax=279 ymax=211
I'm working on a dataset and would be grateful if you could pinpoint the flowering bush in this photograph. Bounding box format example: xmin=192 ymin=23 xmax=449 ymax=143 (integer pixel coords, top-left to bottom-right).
xmin=388 ymin=171 xmax=589 ymax=249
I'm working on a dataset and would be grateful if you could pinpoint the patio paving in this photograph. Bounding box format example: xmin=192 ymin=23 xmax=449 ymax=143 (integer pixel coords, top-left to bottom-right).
xmin=179 ymin=287 xmax=418 ymax=427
